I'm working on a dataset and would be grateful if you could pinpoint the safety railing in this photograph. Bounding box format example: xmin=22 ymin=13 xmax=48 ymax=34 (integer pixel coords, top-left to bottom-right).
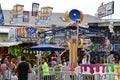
xmin=37 ymin=71 xmax=120 ymax=80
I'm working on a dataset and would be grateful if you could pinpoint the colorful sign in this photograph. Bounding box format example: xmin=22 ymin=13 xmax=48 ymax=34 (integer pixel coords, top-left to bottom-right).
xmin=32 ymin=3 xmax=39 ymax=16
xmin=11 ymin=4 xmax=24 ymax=18
xmin=35 ymin=6 xmax=53 ymax=25
xmin=15 ymin=27 xmax=44 ymax=41
xmin=10 ymin=4 xmax=24 ymax=24
xmin=97 ymin=1 xmax=114 ymax=18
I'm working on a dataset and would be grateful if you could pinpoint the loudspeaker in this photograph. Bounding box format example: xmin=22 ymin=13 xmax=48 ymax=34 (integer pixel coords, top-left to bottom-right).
xmin=69 ymin=9 xmax=80 ymax=21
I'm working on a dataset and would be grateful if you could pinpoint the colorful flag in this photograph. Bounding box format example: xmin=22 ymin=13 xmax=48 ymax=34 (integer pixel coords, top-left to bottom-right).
xmin=35 ymin=6 xmax=53 ymax=25
xmin=0 ymin=4 xmax=4 ymax=25
xmin=9 ymin=4 xmax=24 ymax=24
xmin=32 ymin=3 xmax=39 ymax=16
xmin=41 ymin=7 xmax=53 ymax=20
xmin=23 ymin=11 xmax=29 ymax=22
xmin=35 ymin=11 xmax=43 ymax=25
xmin=14 ymin=4 xmax=24 ymax=18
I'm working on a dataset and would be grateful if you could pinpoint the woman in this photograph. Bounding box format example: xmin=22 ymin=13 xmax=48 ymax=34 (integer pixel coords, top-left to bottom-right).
xmin=1 ymin=57 xmax=11 ymax=80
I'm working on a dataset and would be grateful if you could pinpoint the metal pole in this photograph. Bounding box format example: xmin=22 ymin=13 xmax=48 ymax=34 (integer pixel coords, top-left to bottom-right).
xmin=76 ymin=19 xmax=80 ymax=64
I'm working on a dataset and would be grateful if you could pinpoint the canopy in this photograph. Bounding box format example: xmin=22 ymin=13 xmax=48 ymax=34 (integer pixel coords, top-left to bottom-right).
xmin=0 ymin=41 xmax=23 ymax=47
xmin=29 ymin=43 xmax=66 ymax=51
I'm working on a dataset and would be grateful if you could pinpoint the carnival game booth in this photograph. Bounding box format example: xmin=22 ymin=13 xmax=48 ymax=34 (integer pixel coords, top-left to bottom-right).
xmin=0 ymin=41 xmax=23 ymax=57
xmin=79 ymin=64 xmax=120 ymax=80
xmin=8 ymin=27 xmax=45 ymax=57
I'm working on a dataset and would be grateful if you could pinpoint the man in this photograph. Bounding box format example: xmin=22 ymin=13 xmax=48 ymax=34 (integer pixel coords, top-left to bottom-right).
xmin=17 ymin=55 xmax=32 ymax=80
xmin=41 ymin=58 xmax=49 ymax=80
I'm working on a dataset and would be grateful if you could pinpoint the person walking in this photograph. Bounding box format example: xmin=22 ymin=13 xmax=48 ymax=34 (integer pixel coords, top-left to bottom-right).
xmin=1 ymin=57 xmax=11 ymax=80
xmin=17 ymin=55 xmax=32 ymax=80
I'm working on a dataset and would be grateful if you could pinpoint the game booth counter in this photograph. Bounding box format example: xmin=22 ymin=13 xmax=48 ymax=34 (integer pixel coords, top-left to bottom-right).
xmin=78 ymin=64 xmax=120 ymax=80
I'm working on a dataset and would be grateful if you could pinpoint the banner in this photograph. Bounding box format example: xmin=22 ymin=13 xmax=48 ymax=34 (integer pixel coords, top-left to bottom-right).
xmin=16 ymin=27 xmax=44 ymax=42
xmin=32 ymin=3 xmax=39 ymax=16
xmin=10 ymin=4 xmax=24 ymax=24
xmin=16 ymin=4 xmax=24 ymax=18
xmin=13 ymin=4 xmax=24 ymax=18
xmin=35 ymin=11 xmax=43 ymax=25
xmin=23 ymin=11 xmax=29 ymax=22
xmin=41 ymin=7 xmax=53 ymax=20
xmin=35 ymin=6 xmax=53 ymax=25
xmin=0 ymin=4 xmax=4 ymax=25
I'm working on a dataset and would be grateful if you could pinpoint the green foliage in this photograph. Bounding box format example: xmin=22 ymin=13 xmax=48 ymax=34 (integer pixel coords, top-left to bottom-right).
xmin=8 ymin=46 xmax=21 ymax=57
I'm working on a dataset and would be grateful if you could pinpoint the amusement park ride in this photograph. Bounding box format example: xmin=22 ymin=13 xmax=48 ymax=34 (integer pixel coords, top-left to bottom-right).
xmin=38 ymin=9 xmax=111 ymax=70
xmin=1 ymin=7 xmax=120 ymax=79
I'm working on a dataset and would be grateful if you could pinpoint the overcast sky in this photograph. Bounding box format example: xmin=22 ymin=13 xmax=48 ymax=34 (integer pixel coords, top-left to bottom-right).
xmin=0 ymin=0 xmax=120 ymax=19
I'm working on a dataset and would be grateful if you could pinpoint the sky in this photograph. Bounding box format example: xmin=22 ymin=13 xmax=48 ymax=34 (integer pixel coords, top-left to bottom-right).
xmin=0 ymin=0 xmax=120 ymax=19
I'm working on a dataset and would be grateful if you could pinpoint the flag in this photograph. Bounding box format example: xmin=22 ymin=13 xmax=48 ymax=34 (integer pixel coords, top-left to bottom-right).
xmin=41 ymin=7 xmax=53 ymax=20
xmin=23 ymin=11 xmax=29 ymax=22
xmin=15 ymin=4 xmax=24 ymax=18
xmin=32 ymin=3 xmax=39 ymax=16
xmin=35 ymin=11 xmax=43 ymax=25
xmin=9 ymin=10 xmax=17 ymax=24
xmin=9 ymin=4 xmax=24 ymax=24
xmin=0 ymin=4 xmax=4 ymax=25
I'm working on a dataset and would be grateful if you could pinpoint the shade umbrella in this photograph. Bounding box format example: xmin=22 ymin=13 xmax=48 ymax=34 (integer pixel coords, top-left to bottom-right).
xmin=29 ymin=44 xmax=66 ymax=80
xmin=29 ymin=43 xmax=66 ymax=64
xmin=29 ymin=43 xmax=66 ymax=51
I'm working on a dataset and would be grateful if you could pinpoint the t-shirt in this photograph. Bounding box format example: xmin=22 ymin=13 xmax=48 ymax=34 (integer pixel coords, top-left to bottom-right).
xmin=54 ymin=65 xmax=61 ymax=72
xmin=17 ymin=62 xmax=29 ymax=80
xmin=41 ymin=62 xmax=49 ymax=76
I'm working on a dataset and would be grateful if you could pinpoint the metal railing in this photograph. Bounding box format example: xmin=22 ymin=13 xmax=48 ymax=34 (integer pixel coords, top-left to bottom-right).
xmin=37 ymin=71 xmax=120 ymax=80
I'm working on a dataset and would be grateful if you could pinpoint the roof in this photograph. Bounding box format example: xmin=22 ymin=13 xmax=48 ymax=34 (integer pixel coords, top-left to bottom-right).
xmin=0 ymin=41 xmax=23 ymax=47
xmin=2 ymin=10 xmax=100 ymax=27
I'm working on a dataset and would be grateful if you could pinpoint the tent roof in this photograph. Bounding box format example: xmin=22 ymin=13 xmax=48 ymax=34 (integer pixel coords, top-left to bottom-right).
xmin=0 ymin=41 xmax=23 ymax=47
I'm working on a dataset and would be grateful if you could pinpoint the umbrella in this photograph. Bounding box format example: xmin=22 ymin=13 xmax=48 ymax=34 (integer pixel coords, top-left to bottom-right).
xmin=29 ymin=44 xmax=66 ymax=51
